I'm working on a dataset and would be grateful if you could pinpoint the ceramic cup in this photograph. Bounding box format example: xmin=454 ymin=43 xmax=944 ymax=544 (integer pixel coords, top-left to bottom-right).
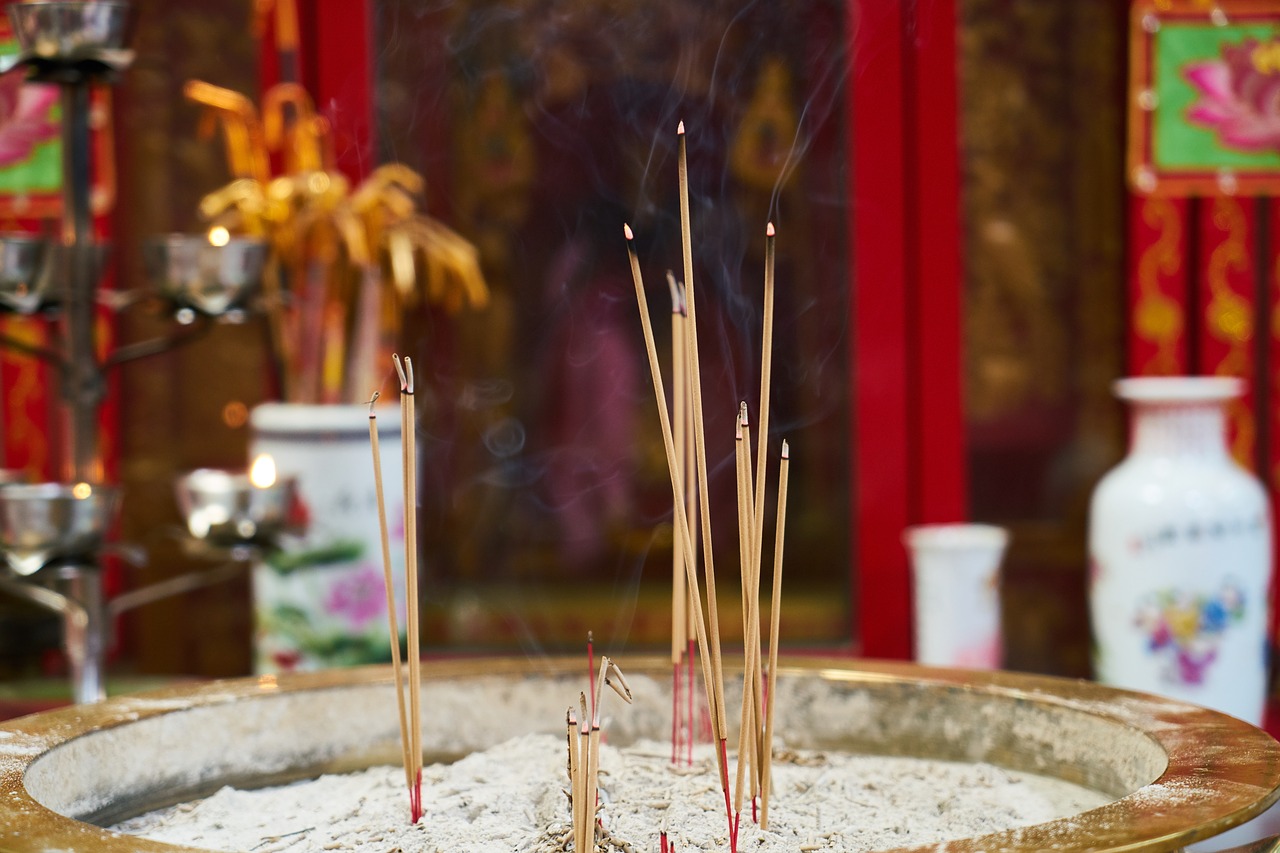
xmin=903 ymin=523 xmax=1009 ymax=669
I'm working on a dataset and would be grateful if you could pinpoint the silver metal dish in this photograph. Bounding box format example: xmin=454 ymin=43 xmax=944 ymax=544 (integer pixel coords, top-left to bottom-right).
xmin=174 ymin=467 xmax=297 ymax=548
xmin=0 ymin=481 xmax=119 ymax=576
xmin=143 ymin=234 xmax=269 ymax=317
xmin=5 ymin=1 xmax=131 ymax=67
xmin=0 ymin=234 xmax=48 ymax=313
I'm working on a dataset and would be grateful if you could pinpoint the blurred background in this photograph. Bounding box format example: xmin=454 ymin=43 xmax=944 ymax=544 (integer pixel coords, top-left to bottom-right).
xmin=0 ymin=0 xmax=1187 ymax=700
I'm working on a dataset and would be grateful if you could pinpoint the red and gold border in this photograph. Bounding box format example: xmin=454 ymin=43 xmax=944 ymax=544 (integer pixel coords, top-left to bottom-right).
xmin=1196 ymin=196 xmax=1257 ymax=467
xmin=1128 ymin=194 xmax=1190 ymax=376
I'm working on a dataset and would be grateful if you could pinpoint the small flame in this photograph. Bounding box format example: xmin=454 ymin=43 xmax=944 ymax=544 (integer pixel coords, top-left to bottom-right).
xmin=71 ymin=482 xmax=92 ymax=499
xmin=207 ymin=225 xmax=231 ymax=247
xmin=249 ymin=454 xmax=276 ymax=489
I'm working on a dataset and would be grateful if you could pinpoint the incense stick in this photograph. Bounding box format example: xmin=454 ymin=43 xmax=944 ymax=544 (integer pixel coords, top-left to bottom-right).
xmin=573 ymin=657 xmax=632 ymax=853
xmin=393 ymin=354 xmax=423 ymax=823
xmin=566 ymin=706 xmax=579 ymax=790
xmin=575 ymin=692 xmax=589 ymax=853
xmin=684 ymin=321 xmax=698 ymax=767
xmin=747 ymin=224 xmax=777 ymax=814
xmin=676 ymin=125 xmax=730 ymax=805
xmin=668 ymin=270 xmax=688 ymax=765
xmin=566 ymin=704 xmax=579 ymax=843
xmin=753 ymin=223 xmax=777 ymax=569
xmin=732 ymin=407 xmax=756 ymax=821
xmin=678 ymin=276 xmax=699 ymax=768
xmin=760 ymin=441 xmax=790 ymax=829
xmin=669 ymin=272 xmax=688 ymax=663
xmin=368 ymin=393 xmax=413 ymax=806
xmin=625 ymin=222 xmax=727 ymax=819
xmin=587 ymin=631 xmax=595 ymax=723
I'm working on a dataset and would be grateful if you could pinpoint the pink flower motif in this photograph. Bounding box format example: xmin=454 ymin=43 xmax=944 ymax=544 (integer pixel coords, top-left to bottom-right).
xmin=324 ymin=565 xmax=387 ymax=630
xmin=1186 ymin=39 xmax=1280 ymax=153
xmin=0 ymin=71 xmax=57 ymax=168
xmin=953 ymin=633 xmax=1001 ymax=669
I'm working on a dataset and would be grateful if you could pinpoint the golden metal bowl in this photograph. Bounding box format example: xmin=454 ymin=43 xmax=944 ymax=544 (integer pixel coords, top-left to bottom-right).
xmin=0 ymin=657 xmax=1277 ymax=852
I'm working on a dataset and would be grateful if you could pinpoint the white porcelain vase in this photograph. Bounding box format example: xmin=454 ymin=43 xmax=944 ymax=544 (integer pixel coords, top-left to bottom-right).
xmin=1088 ymin=376 xmax=1272 ymax=725
xmin=249 ymin=403 xmax=407 ymax=673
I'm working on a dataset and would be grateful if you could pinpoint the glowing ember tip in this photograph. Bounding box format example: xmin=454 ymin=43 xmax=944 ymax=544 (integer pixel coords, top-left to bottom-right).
xmin=624 ymin=223 xmax=634 ymax=240
xmin=782 ymin=439 xmax=790 ymax=459
xmin=766 ymin=222 xmax=775 ymax=237
xmin=678 ymin=120 xmax=685 ymax=134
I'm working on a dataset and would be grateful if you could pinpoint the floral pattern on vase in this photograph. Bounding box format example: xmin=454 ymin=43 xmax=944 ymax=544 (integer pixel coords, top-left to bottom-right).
xmin=251 ymin=404 xmax=408 ymax=673
xmin=1135 ymin=583 xmax=1245 ymax=686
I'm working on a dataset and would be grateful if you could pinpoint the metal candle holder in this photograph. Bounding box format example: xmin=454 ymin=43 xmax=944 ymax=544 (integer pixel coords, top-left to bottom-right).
xmin=2 ymin=0 xmax=133 ymax=78
xmin=0 ymin=2 xmax=271 ymax=706
xmin=143 ymin=233 xmax=269 ymax=318
xmin=0 ymin=482 xmax=118 ymax=577
xmin=0 ymin=481 xmax=119 ymax=703
xmin=0 ymin=234 xmax=49 ymax=313
xmin=174 ymin=466 xmax=299 ymax=554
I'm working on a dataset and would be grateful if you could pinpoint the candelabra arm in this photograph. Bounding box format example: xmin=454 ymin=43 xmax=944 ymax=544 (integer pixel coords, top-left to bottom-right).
xmin=107 ymin=559 xmax=244 ymax=617
xmin=0 ymin=333 xmax=65 ymax=366
xmin=0 ymin=569 xmax=102 ymax=704
xmin=0 ymin=571 xmax=86 ymax=626
xmin=103 ymin=314 xmax=213 ymax=368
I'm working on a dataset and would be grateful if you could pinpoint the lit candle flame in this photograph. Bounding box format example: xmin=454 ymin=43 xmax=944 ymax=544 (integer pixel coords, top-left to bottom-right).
xmin=71 ymin=482 xmax=92 ymax=499
xmin=249 ymin=454 xmax=276 ymax=489
xmin=207 ymin=225 xmax=231 ymax=247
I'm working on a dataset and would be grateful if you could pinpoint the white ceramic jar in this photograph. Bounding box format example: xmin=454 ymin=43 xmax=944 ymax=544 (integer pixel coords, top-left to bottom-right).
xmin=249 ymin=403 xmax=407 ymax=673
xmin=1088 ymin=376 xmax=1271 ymax=725
xmin=903 ymin=524 xmax=1008 ymax=669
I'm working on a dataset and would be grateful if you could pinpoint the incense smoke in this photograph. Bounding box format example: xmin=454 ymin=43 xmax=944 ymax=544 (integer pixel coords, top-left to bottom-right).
xmin=372 ymin=0 xmax=852 ymax=651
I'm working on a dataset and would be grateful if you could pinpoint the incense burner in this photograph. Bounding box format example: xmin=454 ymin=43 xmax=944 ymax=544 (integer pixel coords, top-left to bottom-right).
xmin=0 ymin=657 xmax=1277 ymax=852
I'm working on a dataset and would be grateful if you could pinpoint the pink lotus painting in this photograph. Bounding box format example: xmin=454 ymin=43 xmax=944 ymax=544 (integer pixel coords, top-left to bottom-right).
xmin=1185 ymin=39 xmax=1280 ymax=154
xmin=0 ymin=71 xmax=57 ymax=168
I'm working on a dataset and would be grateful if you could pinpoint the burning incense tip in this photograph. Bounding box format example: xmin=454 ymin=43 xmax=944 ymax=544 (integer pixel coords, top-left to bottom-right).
xmin=624 ymin=223 xmax=635 ymax=241
xmin=782 ymin=439 xmax=790 ymax=459
xmin=739 ymin=401 xmax=749 ymax=428
xmin=766 ymin=222 xmax=775 ymax=237
xmin=678 ymin=120 xmax=685 ymax=135
xmin=367 ymin=391 xmax=380 ymax=416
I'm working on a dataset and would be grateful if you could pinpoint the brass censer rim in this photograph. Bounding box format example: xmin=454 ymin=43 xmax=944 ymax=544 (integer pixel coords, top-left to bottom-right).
xmin=0 ymin=656 xmax=1276 ymax=852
